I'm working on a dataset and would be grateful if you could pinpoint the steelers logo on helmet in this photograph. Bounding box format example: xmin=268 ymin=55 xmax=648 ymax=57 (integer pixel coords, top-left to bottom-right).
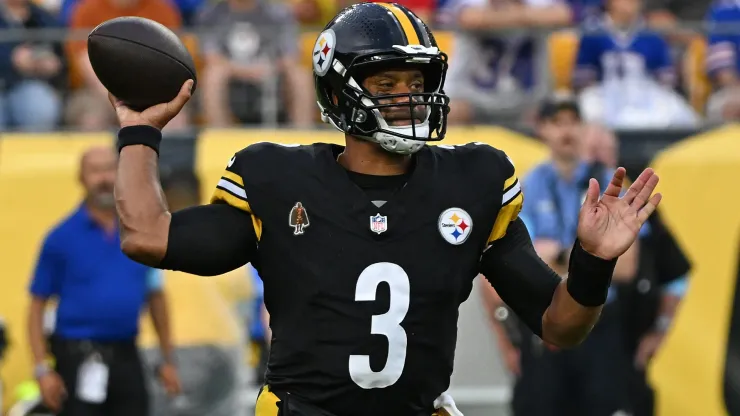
xmin=312 ymin=29 xmax=336 ymax=77
xmin=438 ymin=208 xmax=473 ymax=245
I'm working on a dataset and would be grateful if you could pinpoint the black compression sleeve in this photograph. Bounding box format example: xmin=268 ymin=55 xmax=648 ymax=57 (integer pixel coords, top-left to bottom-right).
xmin=479 ymin=218 xmax=562 ymax=337
xmin=158 ymin=203 xmax=258 ymax=276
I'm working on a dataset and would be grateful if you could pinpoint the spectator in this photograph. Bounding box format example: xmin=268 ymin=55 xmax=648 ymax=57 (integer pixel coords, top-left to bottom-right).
xmin=705 ymin=0 xmax=740 ymax=122
xmin=27 ymin=146 xmax=181 ymax=416
xmin=438 ymin=0 xmax=573 ymax=125
xmin=486 ymin=96 xmax=641 ymax=416
xmin=198 ymin=0 xmax=314 ymax=127
xmin=0 ymin=0 xmax=65 ymax=131
xmin=65 ymin=0 xmax=187 ymax=131
xmin=573 ymin=0 xmax=699 ymax=128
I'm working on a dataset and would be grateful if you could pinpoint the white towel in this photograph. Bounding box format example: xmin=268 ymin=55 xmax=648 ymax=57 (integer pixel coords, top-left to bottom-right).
xmin=433 ymin=392 xmax=464 ymax=416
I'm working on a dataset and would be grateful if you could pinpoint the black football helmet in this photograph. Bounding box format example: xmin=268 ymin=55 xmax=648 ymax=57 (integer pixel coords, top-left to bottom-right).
xmin=312 ymin=2 xmax=450 ymax=155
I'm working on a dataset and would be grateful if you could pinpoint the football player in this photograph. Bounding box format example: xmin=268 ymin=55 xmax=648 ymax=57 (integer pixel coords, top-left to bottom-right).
xmin=108 ymin=3 xmax=661 ymax=415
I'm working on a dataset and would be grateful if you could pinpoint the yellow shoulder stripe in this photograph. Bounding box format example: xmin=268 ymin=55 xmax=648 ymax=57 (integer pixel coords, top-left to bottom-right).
xmin=488 ymin=172 xmax=523 ymax=244
xmin=222 ymin=170 xmax=244 ymax=187
xmin=210 ymin=189 xmax=263 ymax=241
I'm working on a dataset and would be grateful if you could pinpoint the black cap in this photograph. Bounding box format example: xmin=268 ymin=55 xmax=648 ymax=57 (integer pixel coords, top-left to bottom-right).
xmin=537 ymin=93 xmax=581 ymax=122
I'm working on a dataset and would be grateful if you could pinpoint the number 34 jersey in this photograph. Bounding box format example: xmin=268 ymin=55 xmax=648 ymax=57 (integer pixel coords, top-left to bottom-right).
xmin=211 ymin=142 xmax=523 ymax=416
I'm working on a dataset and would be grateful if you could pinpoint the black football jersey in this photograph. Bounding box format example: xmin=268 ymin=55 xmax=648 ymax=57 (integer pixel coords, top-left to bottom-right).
xmin=211 ymin=142 xmax=523 ymax=416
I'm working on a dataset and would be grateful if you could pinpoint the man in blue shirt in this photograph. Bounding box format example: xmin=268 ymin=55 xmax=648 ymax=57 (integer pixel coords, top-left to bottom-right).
xmin=573 ymin=1 xmax=676 ymax=91
xmin=26 ymin=146 xmax=180 ymax=416
xmin=492 ymin=96 xmax=640 ymax=416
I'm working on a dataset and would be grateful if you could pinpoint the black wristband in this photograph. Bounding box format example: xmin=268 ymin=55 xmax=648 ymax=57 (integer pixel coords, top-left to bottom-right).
xmin=566 ymin=239 xmax=617 ymax=307
xmin=117 ymin=125 xmax=162 ymax=155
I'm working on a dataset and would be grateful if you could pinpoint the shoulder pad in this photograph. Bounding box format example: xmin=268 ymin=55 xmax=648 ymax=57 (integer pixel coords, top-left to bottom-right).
xmin=230 ymin=142 xmax=313 ymax=188
xmin=432 ymin=142 xmax=515 ymax=179
xmin=210 ymin=142 xmax=314 ymax=213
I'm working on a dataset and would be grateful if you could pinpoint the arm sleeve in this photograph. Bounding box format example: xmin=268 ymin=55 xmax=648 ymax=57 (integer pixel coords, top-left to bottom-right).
xmin=29 ymin=234 xmax=63 ymax=298
xmin=160 ymin=203 xmax=258 ymax=276
xmin=479 ymin=218 xmax=562 ymax=337
xmin=160 ymin=150 xmax=262 ymax=275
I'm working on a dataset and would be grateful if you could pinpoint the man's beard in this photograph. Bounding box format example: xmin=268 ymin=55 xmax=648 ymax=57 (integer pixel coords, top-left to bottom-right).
xmin=90 ymin=189 xmax=115 ymax=209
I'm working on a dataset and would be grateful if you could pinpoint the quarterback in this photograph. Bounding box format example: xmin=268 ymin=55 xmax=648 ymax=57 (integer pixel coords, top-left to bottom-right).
xmin=109 ymin=3 xmax=661 ymax=416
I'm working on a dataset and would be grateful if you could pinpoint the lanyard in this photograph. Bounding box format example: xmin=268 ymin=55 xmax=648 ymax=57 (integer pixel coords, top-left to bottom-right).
xmin=546 ymin=162 xmax=605 ymax=244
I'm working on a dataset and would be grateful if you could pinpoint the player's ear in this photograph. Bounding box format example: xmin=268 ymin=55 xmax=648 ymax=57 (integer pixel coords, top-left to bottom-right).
xmin=332 ymin=93 xmax=338 ymax=106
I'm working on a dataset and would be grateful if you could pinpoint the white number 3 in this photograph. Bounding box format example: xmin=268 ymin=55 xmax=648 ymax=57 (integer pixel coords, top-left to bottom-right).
xmin=349 ymin=262 xmax=410 ymax=389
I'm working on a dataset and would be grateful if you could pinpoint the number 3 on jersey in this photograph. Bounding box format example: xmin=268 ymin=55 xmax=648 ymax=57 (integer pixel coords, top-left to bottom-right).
xmin=349 ymin=262 xmax=410 ymax=389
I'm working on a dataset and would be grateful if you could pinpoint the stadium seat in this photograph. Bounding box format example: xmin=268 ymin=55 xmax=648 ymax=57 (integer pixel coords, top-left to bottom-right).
xmin=683 ymin=36 xmax=712 ymax=115
xmin=547 ymin=30 xmax=579 ymax=92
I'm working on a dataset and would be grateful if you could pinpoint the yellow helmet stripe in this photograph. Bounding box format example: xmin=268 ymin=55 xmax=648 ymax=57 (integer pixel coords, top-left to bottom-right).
xmin=376 ymin=3 xmax=421 ymax=45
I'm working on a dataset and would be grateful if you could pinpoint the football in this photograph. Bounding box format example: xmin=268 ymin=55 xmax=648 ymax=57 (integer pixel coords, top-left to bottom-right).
xmin=87 ymin=16 xmax=197 ymax=112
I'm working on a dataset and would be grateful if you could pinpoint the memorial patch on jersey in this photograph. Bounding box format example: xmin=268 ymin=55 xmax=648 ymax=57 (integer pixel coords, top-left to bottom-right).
xmin=437 ymin=207 xmax=473 ymax=245
xmin=289 ymin=202 xmax=310 ymax=235
xmin=370 ymin=213 xmax=388 ymax=234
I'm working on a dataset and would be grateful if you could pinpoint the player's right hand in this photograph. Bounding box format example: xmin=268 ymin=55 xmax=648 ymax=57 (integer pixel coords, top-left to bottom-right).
xmin=38 ymin=370 xmax=67 ymax=412
xmin=108 ymin=79 xmax=194 ymax=131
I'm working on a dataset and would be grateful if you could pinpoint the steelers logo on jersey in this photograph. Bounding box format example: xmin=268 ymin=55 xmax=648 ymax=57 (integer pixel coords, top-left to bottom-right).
xmin=312 ymin=29 xmax=336 ymax=77
xmin=438 ymin=208 xmax=473 ymax=245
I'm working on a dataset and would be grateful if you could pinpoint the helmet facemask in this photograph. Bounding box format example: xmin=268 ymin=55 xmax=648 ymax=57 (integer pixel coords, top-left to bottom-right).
xmin=318 ymin=47 xmax=451 ymax=155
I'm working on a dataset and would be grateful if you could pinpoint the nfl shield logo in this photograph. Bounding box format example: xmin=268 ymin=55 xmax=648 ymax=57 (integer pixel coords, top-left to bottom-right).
xmin=369 ymin=213 xmax=388 ymax=235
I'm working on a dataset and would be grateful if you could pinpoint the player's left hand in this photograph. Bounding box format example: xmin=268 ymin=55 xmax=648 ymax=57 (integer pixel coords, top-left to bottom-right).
xmin=158 ymin=362 xmax=182 ymax=396
xmin=577 ymin=167 xmax=661 ymax=260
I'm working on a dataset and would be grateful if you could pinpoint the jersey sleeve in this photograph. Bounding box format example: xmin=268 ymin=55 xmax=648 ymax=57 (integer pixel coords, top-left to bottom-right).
xmin=210 ymin=152 xmax=263 ymax=241
xmin=487 ymin=152 xmax=524 ymax=244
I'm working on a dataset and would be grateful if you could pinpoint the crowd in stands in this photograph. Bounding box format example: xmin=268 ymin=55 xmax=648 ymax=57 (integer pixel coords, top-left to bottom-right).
xmin=0 ymin=0 xmax=737 ymax=131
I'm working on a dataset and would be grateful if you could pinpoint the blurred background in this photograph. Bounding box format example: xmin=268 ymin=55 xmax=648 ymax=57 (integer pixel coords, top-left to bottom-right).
xmin=0 ymin=0 xmax=738 ymax=414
